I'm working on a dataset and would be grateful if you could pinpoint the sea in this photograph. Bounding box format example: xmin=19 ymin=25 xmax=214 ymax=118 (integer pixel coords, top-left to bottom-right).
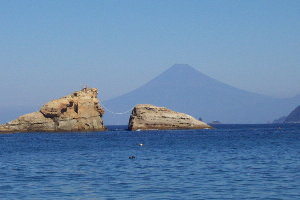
xmin=0 ymin=124 xmax=300 ymax=200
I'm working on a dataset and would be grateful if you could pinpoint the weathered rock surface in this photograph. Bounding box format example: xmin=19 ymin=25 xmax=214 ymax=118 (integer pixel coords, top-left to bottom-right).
xmin=0 ymin=88 xmax=105 ymax=133
xmin=284 ymin=105 xmax=300 ymax=123
xmin=128 ymin=104 xmax=212 ymax=131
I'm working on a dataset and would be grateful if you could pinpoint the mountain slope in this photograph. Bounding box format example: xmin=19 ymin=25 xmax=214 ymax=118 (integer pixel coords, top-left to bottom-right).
xmin=103 ymin=64 xmax=299 ymax=124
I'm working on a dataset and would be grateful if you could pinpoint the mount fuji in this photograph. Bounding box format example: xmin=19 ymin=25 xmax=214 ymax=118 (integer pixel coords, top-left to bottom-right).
xmin=103 ymin=64 xmax=300 ymax=125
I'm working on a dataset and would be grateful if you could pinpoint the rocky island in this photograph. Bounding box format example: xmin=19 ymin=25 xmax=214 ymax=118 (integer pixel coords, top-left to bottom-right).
xmin=128 ymin=104 xmax=212 ymax=130
xmin=0 ymin=88 xmax=106 ymax=133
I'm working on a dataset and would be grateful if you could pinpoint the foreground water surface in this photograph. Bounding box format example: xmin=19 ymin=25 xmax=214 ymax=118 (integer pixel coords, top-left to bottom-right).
xmin=0 ymin=124 xmax=300 ymax=199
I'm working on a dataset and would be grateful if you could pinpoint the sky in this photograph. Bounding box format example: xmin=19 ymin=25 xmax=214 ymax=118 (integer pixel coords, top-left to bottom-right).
xmin=0 ymin=0 xmax=300 ymax=108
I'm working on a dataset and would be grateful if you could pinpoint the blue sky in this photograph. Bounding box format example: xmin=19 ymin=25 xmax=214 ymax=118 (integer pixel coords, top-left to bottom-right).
xmin=0 ymin=0 xmax=299 ymax=107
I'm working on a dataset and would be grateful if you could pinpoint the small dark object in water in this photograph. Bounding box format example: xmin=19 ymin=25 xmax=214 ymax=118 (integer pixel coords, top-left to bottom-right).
xmin=129 ymin=156 xmax=136 ymax=159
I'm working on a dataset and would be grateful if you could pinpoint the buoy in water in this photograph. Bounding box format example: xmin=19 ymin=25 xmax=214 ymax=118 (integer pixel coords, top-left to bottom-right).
xmin=138 ymin=143 xmax=144 ymax=146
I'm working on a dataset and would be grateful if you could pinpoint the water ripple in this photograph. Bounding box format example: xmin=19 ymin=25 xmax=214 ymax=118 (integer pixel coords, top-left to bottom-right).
xmin=0 ymin=124 xmax=300 ymax=199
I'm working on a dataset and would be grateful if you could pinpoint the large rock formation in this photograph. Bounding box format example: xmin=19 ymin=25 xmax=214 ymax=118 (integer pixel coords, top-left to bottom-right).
xmin=0 ymin=88 xmax=105 ymax=133
xmin=128 ymin=104 xmax=212 ymax=131
xmin=284 ymin=105 xmax=300 ymax=123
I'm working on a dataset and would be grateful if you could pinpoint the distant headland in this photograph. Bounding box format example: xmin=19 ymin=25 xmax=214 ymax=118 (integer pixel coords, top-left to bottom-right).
xmin=284 ymin=105 xmax=300 ymax=123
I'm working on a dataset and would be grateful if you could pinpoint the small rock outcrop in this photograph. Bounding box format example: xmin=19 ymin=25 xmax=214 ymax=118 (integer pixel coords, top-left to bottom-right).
xmin=0 ymin=88 xmax=105 ymax=133
xmin=128 ymin=104 xmax=212 ymax=131
xmin=284 ymin=105 xmax=300 ymax=123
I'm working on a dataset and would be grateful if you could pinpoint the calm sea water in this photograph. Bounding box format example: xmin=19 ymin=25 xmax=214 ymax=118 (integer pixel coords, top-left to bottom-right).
xmin=0 ymin=124 xmax=300 ymax=200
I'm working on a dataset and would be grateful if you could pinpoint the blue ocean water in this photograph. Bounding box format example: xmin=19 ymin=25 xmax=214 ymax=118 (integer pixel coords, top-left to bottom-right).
xmin=0 ymin=124 xmax=300 ymax=200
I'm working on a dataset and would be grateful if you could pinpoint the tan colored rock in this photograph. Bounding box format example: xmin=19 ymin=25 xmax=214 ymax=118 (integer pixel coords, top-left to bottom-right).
xmin=0 ymin=88 xmax=105 ymax=133
xmin=128 ymin=104 xmax=212 ymax=131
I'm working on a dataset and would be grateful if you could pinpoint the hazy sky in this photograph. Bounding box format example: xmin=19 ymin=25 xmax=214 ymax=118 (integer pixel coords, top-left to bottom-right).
xmin=0 ymin=0 xmax=300 ymax=107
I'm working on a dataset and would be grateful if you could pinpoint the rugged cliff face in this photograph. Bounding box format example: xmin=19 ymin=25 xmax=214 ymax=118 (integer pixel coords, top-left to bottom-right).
xmin=128 ymin=104 xmax=212 ymax=131
xmin=0 ymin=88 xmax=105 ymax=133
